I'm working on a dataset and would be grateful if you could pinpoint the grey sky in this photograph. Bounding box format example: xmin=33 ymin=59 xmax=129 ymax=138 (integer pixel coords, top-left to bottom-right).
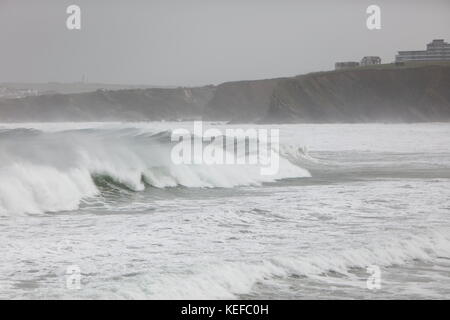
xmin=1 ymin=0 xmax=449 ymax=86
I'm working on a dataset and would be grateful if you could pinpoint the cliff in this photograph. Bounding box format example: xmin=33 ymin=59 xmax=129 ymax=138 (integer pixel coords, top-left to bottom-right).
xmin=1 ymin=65 xmax=450 ymax=123
xmin=202 ymin=78 xmax=285 ymax=122
xmin=0 ymin=86 xmax=215 ymax=122
xmin=204 ymin=65 xmax=450 ymax=123
xmin=264 ymin=65 xmax=450 ymax=123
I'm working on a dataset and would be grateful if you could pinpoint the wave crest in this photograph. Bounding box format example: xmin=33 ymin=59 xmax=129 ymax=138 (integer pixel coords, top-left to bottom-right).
xmin=0 ymin=128 xmax=310 ymax=215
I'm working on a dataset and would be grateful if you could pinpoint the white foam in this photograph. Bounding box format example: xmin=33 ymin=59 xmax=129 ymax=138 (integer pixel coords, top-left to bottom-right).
xmin=0 ymin=163 xmax=98 ymax=215
xmin=0 ymin=128 xmax=310 ymax=215
xmin=130 ymin=231 xmax=450 ymax=299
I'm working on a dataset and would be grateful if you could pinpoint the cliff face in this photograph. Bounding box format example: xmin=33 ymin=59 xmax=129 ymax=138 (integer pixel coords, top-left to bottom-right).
xmin=202 ymin=65 xmax=450 ymax=123
xmin=203 ymin=78 xmax=284 ymax=122
xmin=264 ymin=65 xmax=450 ymax=123
xmin=0 ymin=86 xmax=215 ymax=122
xmin=1 ymin=65 xmax=450 ymax=123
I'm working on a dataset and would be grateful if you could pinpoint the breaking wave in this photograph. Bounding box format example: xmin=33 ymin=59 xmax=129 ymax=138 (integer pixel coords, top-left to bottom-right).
xmin=0 ymin=128 xmax=310 ymax=215
xmin=93 ymin=230 xmax=450 ymax=299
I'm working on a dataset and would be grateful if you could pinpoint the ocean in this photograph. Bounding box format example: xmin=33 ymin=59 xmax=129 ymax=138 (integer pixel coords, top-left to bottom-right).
xmin=0 ymin=122 xmax=449 ymax=299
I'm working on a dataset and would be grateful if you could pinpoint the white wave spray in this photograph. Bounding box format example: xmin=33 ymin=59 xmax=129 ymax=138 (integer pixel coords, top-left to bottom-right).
xmin=88 ymin=230 xmax=450 ymax=299
xmin=0 ymin=128 xmax=310 ymax=215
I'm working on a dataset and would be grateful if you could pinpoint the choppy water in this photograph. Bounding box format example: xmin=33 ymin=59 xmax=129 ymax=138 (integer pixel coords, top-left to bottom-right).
xmin=0 ymin=122 xmax=449 ymax=299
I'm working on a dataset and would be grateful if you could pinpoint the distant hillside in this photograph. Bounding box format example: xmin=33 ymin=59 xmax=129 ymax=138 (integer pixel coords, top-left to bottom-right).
xmin=203 ymin=78 xmax=285 ymax=122
xmin=0 ymin=86 xmax=214 ymax=122
xmin=1 ymin=65 xmax=450 ymax=123
xmin=0 ymin=82 xmax=174 ymax=96
xmin=264 ymin=65 xmax=450 ymax=123
xmin=204 ymin=64 xmax=450 ymax=123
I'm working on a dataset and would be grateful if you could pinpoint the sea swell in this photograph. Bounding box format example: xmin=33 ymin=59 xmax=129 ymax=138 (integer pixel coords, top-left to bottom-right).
xmin=0 ymin=128 xmax=310 ymax=215
xmin=65 ymin=229 xmax=450 ymax=299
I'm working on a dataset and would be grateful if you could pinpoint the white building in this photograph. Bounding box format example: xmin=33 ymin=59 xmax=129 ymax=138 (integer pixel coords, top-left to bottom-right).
xmin=396 ymin=39 xmax=450 ymax=62
xmin=361 ymin=56 xmax=381 ymax=66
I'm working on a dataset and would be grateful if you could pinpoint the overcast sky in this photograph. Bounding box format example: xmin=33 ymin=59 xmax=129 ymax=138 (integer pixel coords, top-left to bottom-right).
xmin=1 ymin=0 xmax=449 ymax=86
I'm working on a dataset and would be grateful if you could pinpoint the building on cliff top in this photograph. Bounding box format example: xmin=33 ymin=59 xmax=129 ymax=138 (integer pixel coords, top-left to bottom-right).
xmin=361 ymin=56 xmax=381 ymax=66
xmin=396 ymin=39 xmax=450 ymax=62
xmin=335 ymin=61 xmax=359 ymax=70
xmin=335 ymin=56 xmax=381 ymax=70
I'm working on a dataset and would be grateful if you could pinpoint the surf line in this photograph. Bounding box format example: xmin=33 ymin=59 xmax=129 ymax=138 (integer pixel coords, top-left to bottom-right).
xmin=170 ymin=121 xmax=280 ymax=176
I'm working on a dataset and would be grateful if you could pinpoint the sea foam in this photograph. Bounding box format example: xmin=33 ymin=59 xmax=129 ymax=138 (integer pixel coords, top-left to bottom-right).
xmin=0 ymin=128 xmax=310 ymax=215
